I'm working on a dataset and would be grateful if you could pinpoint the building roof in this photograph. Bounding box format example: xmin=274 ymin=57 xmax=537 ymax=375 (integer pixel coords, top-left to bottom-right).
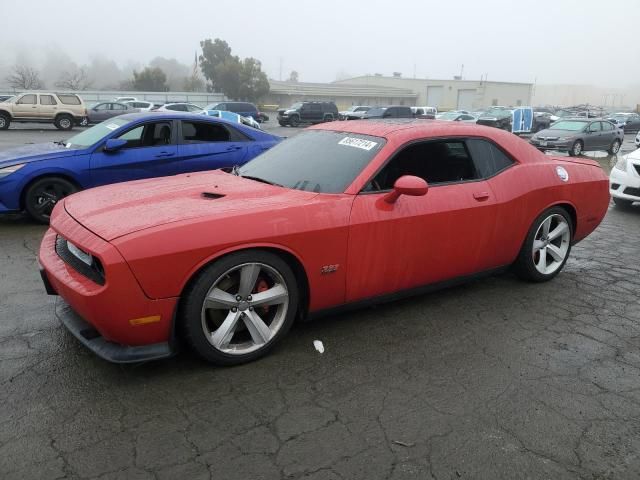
xmin=268 ymin=79 xmax=417 ymax=98
xmin=334 ymin=75 xmax=533 ymax=87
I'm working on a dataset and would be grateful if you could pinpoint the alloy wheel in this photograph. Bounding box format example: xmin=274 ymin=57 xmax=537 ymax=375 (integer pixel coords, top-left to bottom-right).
xmin=201 ymin=262 xmax=289 ymax=355
xmin=532 ymin=214 xmax=571 ymax=275
xmin=31 ymin=181 xmax=74 ymax=218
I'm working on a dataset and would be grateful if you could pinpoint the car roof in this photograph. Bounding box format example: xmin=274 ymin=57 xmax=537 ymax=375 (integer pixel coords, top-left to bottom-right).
xmin=310 ymin=118 xmax=497 ymax=137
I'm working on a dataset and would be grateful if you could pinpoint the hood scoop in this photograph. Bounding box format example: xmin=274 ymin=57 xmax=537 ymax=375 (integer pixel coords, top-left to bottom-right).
xmin=201 ymin=192 xmax=225 ymax=199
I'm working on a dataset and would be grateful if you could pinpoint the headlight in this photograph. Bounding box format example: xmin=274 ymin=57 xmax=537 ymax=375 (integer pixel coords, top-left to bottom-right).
xmin=67 ymin=240 xmax=93 ymax=266
xmin=614 ymin=155 xmax=628 ymax=171
xmin=557 ymin=137 xmax=571 ymax=141
xmin=0 ymin=163 xmax=26 ymax=178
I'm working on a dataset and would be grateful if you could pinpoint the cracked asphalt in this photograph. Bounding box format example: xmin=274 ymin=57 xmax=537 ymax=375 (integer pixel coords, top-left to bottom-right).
xmin=1 ymin=128 xmax=640 ymax=479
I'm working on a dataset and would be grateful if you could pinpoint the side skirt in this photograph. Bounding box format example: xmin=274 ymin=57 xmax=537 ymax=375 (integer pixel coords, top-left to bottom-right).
xmin=308 ymin=265 xmax=510 ymax=321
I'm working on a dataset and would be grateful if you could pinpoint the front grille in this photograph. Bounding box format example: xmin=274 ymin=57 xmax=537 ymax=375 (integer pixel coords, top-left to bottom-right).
xmin=55 ymin=236 xmax=105 ymax=285
xmin=623 ymin=187 xmax=640 ymax=197
xmin=634 ymin=164 xmax=640 ymax=176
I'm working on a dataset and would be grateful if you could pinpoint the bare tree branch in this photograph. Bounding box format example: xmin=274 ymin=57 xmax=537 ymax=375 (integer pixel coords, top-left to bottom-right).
xmin=6 ymin=65 xmax=44 ymax=90
xmin=55 ymin=68 xmax=93 ymax=90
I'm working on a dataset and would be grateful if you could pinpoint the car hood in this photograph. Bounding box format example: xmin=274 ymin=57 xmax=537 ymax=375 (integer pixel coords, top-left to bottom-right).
xmin=0 ymin=142 xmax=79 ymax=167
xmin=63 ymin=170 xmax=320 ymax=241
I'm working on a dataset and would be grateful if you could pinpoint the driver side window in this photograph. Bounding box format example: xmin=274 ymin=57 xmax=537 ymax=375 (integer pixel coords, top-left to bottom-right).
xmin=369 ymin=140 xmax=478 ymax=191
xmin=116 ymin=122 xmax=172 ymax=149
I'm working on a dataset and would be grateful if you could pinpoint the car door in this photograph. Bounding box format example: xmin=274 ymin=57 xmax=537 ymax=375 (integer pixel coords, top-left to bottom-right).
xmin=89 ymin=120 xmax=178 ymax=187
xmin=600 ymin=121 xmax=616 ymax=148
xmin=346 ymin=138 xmax=498 ymax=302
xmin=38 ymin=94 xmax=58 ymax=119
xmin=13 ymin=94 xmax=38 ymax=118
xmin=90 ymin=103 xmax=111 ymax=122
xmin=584 ymin=121 xmax=602 ymax=150
xmin=175 ymin=119 xmax=250 ymax=174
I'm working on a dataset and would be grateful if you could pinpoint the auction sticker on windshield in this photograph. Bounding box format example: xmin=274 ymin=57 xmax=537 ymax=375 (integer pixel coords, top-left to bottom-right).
xmin=338 ymin=137 xmax=378 ymax=151
xmin=105 ymin=124 xmax=119 ymax=131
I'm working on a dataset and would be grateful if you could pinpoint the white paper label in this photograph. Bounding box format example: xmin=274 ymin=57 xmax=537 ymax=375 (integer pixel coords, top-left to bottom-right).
xmin=105 ymin=124 xmax=119 ymax=131
xmin=338 ymin=137 xmax=377 ymax=151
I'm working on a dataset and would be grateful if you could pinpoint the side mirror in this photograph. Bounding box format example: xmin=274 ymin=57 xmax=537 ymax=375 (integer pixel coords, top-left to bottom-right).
xmin=384 ymin=175 xmax=428 ymax=204
xmin=104 ymin=138 xmax=127 ymax=152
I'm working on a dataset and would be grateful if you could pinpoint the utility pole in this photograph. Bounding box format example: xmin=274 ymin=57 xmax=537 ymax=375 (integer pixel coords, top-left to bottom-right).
xmin=279 ymin=57 xmax=283 ymax=81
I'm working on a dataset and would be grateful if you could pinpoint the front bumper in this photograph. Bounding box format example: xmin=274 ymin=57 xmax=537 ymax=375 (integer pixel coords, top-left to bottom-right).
xmin=39 ymin=208 xmax=179 ymax=363
xmin=529 ymin=139 xmax=571 ymax=151
xmin=610 ymin=164 xmax=640 ymax=201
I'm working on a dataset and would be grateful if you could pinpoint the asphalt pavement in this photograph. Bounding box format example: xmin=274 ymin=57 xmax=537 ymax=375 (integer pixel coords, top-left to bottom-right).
xmin=1 ymin=122 xmax=640 ymax=479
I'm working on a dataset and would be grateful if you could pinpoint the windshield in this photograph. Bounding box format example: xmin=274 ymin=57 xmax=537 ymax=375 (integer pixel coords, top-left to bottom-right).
xmin=65 ymin=117 xmax=133 ymax=147
xmin=238 ymin=130 xmax=386 ymax=193
xmin=549 ymin=120 xmax=587 ymax=131
xmin=288 ymin=103 xmax=302 ymax=110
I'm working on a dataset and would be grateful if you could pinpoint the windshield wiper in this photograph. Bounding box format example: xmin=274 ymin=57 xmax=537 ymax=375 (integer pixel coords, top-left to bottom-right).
xmin=240 ymin=175 xmax=282 ymax=187
xmin=53 ymin=140 xmax=67 ymax=146
xmin=231 ymin=165 xmax=240 ymax=176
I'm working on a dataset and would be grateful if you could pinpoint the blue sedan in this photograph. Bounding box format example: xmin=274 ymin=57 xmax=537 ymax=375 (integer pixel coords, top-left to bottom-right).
xmin=0 ymin=112 xmax=282 ymax=223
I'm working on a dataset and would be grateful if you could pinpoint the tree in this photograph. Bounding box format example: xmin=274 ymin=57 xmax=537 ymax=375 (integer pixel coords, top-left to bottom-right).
xmin=131 ymin=67 xmax=168 ymax=91
xmin=149 ymin=57 xmax=189 ymax=90
xmin=287 ymin=70 xmax=299 ymax=83
xmin=183 ymin=63 xmax=205 ymax=92
xmin=238 ymin=58 xmax=270 ymax=102
xmin=199 ymin=38 xmax=233 ymax=92
xmin=6 ymin=65 xmax=44 ymax=90
xmin=213 ymin=57 xmax=243 ymax=99
xmin=55 ymin=68 xmax=92 ymax=90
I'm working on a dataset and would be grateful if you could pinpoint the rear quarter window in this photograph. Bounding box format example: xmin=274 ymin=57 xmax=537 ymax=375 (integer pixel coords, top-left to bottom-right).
xmin=57 ymin=94 xmax=81 ymax=105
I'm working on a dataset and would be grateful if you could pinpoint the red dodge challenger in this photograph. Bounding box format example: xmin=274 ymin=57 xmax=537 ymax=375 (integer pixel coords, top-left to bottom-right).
xmin=38 ymin=120 xmax=610 ymax=365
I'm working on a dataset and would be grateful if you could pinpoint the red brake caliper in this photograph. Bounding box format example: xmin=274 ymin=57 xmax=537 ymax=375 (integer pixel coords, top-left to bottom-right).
xmin=255 ymin=278 xmax=270 ymax=315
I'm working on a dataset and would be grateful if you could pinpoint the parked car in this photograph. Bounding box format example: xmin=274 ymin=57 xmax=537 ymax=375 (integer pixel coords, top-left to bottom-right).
xmin=124 ymin=100 xmax=154 ymax=111
xmin=0 ymin=113 xmax=281 ymax=223
xmin=0 ymin=92 xmax=86 ymax=130
xmin=606 ymin=113 xmax=640 ymax=132
xmin=530 ymin=119 xmax=623 ymax=156
xmin=476 ymin=107 xmax=513 ymax=131
xmin=157 ymin=103 xmax=205 ymax=113
xmin=361 ymin=106 xmax=414 ymax=119
xmin=636 ymin=130 xmax=640 ymax=148
xmin=412 ymin=106 xmax=438 ymax=119
xmin=610 ymin=151 xmax=640 ymax=208
xmin=338 ymin=106 xmax=371 ymax=120
xmin=203 ymin=109 xmax=261 ymax=130
xmin=257 ymin=112 xmax=269 ymax=123
xmin=37 ymin=120 xmax=609 ymax=365
xmin=0 ymin=95 xmax=13 ymax=103
xmin=277 ymin=101 xmax=338 ymax=127
xmin=205 ymin=102 xmax=261 ymax=122
xmin=86 ymin=102 xmax=138 ymax=124
xmin=436 ymin=112 xmax=477 ymax=122
xmin=113 ymin=96 xmax=137 ymax=103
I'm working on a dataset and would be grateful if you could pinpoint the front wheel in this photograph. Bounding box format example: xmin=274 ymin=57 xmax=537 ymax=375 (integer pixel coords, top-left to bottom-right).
xmin=0 ymin=113 xmax=10 ymax=130
xmin=180 ymin=250 xmax=299 ymax=365
xmin=79 ymin=117 xmax=89 ymax=127
xmin=569 ymin=140 xmax=583 ymax=156
xmin=289 ymin=115 xmax=299 ymax=127
xmin=513 ymin=207 xmax=573 ymax=282
xmin=609 ymin=139 xmax=621 ymax=155
xmin=24 ymin=177 xmax=78 ymax=224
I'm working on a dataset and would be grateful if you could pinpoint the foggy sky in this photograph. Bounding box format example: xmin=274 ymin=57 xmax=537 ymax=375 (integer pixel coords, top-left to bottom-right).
xmin=3 ymin=0 xmax=638 ymax=88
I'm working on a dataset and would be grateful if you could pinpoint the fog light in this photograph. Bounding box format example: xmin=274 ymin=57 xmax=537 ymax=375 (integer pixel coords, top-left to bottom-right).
xmin=129 ymin=315 xmax=161 ymax=326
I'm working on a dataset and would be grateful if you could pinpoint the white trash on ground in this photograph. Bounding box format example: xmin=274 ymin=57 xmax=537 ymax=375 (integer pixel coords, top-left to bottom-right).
xmin=313 ymin=340 xmax=324 ymax=354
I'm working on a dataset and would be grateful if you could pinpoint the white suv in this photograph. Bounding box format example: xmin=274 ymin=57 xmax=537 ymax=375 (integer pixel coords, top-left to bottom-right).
xmin=610 ymin=150 xmax=640 ymax=208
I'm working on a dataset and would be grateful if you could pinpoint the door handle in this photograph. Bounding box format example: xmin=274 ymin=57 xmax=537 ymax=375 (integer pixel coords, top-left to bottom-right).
xmin=155 ymin=151 xmax=175 ymax=158
xmin=226 ymin=146 xmax=242 ymax=151
xmin=473 ymin=192 xmax=490 ymax=201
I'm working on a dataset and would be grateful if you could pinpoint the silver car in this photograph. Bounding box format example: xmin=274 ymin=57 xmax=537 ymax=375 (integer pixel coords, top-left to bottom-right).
xmin=530 ymin=118 xmax=623 ymax=156
xmin=86 ymin=102 xmax=138 ymax=124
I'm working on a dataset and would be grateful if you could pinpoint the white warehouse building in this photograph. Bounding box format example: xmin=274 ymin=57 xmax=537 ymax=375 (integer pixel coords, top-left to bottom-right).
xmin=333 ymin=75 xmax=534 ymax=111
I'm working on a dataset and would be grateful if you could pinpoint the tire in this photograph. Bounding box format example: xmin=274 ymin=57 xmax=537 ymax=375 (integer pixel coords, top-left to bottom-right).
xmin=323 ymin=115 xmax=334 ymax=122
xmin=613 ymin=197 xmax=634 ymax=209
xmin=54 ymin=114 xmax=74 ymax=131
xmin=608 ymin=139 xmax=621 ymax=155
xmin=569 ymin=140 xmax=583 ymax=157
xmin=180 ymin=250 xmax=299 ymax=365
xmin=0 ymin=113 xmax=10 ymax=130
xmin=24 ymin=177 xmax=78 ymax=224
xmin=79 ymin=117 xmax=89 ymax=127
xmin=513 ymin=206 xmax=573 ymax=282
xmin=289 ymin=115 xmax=299 ymax=128
xmin=278 ymin=121 xmax=287 ymax=127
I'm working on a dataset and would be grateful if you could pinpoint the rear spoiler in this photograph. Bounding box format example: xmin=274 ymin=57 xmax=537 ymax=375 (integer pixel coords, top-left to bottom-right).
xmin=549 ymin=155 xmax=600 ymax=167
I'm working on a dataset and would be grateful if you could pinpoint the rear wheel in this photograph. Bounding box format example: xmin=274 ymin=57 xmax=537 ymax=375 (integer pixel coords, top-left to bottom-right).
xmin=180 ymin=250 xmax=299 ymax=365
xmin=323 ymin=114 xmax=334 ymax=122
xmin=513 ymin=207 xmax=573 ymax=282
xmin=0 ymin=113 xmax=10 ymax=130
xmin=54 ymin=114 xmax=73 ymax=131
xmin=24 ymin=177 xmax=78 ymax=224
xmin=569 ymin=140 xmax=583 ymax=156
